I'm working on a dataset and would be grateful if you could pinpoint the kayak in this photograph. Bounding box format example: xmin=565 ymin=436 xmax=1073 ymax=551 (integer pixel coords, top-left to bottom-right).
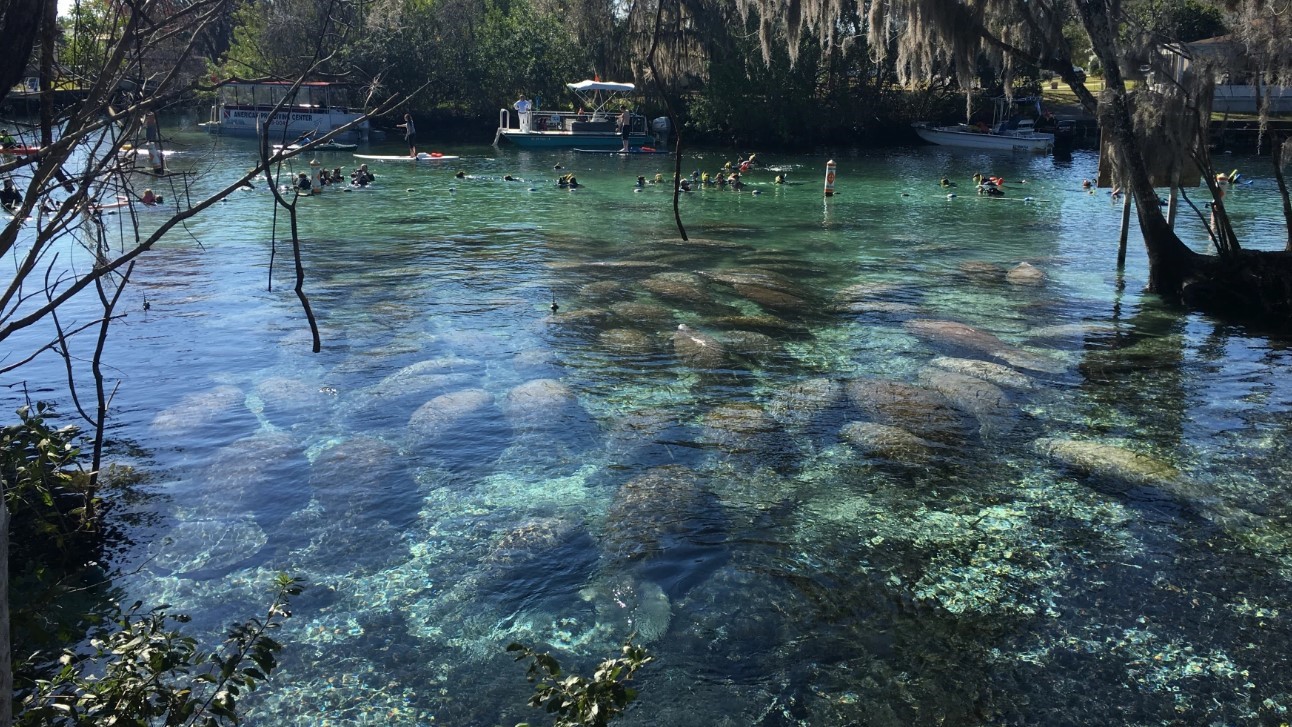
xmin=353 ymin=152 xmax=459 ymax=161
xmin=1 ymin=146 xmax=41 ymax=155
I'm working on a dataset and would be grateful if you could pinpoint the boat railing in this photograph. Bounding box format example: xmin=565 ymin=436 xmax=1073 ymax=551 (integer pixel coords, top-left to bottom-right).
xmin=496 ymin=108 xmax=647 ymax=133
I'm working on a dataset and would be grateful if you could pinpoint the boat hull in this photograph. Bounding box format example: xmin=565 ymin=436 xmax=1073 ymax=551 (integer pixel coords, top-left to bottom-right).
xmin=914 ymin=124 xmax=1054 ymax=152
xmin=202 ymin=106 xmax=369 ymax=143
xmin=499 ymin=130 xmax=653 ymax=148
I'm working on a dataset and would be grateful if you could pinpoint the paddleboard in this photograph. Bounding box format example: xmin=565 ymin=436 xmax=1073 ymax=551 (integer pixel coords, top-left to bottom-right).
xmin=274 ymin=142 xmax=358 ymax=152
xmin=573 ymin=148 xmax=671 ymax=155
xmin=353 ymin=153 xmax=460 ymax=161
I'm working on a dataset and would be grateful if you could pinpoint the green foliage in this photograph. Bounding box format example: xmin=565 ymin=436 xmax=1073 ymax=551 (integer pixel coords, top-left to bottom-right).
xmin=15 ymin=574 xmax=305 ymax=726
xmin=58 ymin=0 xmax=114 ymax=78
xmin=1 ymin=403 xmax=96 ymax=566
xmin=508 ymin=640 xmax=652 ymax=727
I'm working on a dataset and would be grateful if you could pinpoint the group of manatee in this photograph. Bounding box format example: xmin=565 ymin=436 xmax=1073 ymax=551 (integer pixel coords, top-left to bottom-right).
xmin=147 ymin=240 xmax=1204 ymax=649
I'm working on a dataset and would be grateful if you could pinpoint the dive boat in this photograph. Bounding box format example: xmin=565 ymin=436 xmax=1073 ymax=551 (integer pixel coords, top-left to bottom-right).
xmin=914 ymin=97 xmax=1055 ymax=153
xmin=495 ymin=80 xmax=669 ymax=149
xmin=199 ymin=81 xmax=370 ymax=143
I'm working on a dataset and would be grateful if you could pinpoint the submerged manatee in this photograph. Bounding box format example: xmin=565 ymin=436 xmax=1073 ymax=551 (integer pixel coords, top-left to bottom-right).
xmin=1006 ymin=261 xmax=1047 ymax=285
xmin=918 ymin=367 xmax=1016 ymax=436
xmin=598 ymin=328 xmax=656 ymax=355
xmin=672 ymin=324 xmax=728 ymax=368
xmin=151 ymin=384 xmax=245 ymax=433
xmin=929 ymin=356 xmax=1034 ymax=390
xmin=1035 ymin=437 xmax=1181 ymax=489
xmin=148 ymin=515 xmax=268 ymax=576
xmin=407 ymin=389 xmax=494 ymax=443
xmin=766 ymin=377 xmax=845 ymax=430
xmin=840 ymin=421 xmax=937 ymax=465
xmin=580 ymin=576 xmax=672 ymax=644
xmin=844 ymin=378 xmax=970 ymax=444
xmin=905 ymin=319 xmax=1066 ymax=374
xmin=309 ymin=435 xmax=405 ymax=517
xmin=641 ymin=271 xmax=714 ymax=305
xmin=502 ymin=378 xmax=576 ymax=420
xmin=601 ymin=465 xmax=709 ymax=564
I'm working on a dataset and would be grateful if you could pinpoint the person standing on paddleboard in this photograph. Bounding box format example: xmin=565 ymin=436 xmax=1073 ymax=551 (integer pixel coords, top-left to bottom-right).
xmin=397 ymin=113 xmax=417 ymax=158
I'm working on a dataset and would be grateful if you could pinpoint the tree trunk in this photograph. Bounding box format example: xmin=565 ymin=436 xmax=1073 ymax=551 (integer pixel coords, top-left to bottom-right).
xmin=1 ymin=494 xmax=11 ymax=727
xmin=1272 ymin=136 xmax=1292 ymax=252
xmin=0 ymin=0 xmax=44 ymax=104
xmin=39 ymin=0 xmax=57 ymax=148
xmin=1075 ymin=0 xmax=1201 ymax=295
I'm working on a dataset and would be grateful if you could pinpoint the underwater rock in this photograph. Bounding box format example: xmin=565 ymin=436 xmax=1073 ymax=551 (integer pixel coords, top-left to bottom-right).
xmin=672 ymin=324 xmax=728 ymax=368
xmin=148 ymin=515 xmax=267 ymax=575
xmin=641 ymin=271 xmax=713 ymax=305
xmin=766 ymin=377 xmax=844 ymax=430
xmin=407 ymin=389 xmax=494 ymax=442
xmin=918 ymin=367 xmax=1015 ymax=436
xmin=151 ymin=384 xmax=245 ymax=433
xmin=598 ymin=328 xmax=656 ymax=355
xmin=928 ymin=356 xmax=1034 ymax=390
xmin=844 ymin=378 xmax=970 ymax=444
xmin=1006 ymin=261 xmax=1047 ymax=285
xmin=839 ymin=421 xmax=935 ymax=464
xmin=581 ymin=576 xmax=672 ymax=644
xmin=1034 ymin=437 xmax=1181 ymax=488
xmin=601 ymin=465 xmax=709 ymax=564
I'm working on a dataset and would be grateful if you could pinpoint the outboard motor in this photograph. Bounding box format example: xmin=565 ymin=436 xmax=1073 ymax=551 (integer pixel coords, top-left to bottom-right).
xmin=651 ymin=116 xmax=672 ymax=143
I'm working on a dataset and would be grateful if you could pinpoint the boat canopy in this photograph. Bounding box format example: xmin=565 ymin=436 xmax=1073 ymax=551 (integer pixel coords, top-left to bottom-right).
xmin=566 ymin=80 xmax=635 ymax=93
xmin=565 ymin=80 xmax=636 ymax=114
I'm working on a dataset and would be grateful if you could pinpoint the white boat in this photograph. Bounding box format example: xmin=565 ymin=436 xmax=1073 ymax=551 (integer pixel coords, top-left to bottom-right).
xmin=199 ymin=81 xmax=369 ymax=143
xmin=495 ymin=80 xmax=669 ymax=149
xmin=914 ymin=97 xmax=1055 ymax=153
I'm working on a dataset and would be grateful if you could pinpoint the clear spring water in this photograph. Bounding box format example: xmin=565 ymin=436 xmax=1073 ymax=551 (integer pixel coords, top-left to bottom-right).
xmin=5 ymin=125 xmax=1292 ymax=725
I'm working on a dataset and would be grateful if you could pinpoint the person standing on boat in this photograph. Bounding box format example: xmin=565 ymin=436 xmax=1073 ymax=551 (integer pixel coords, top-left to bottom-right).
xmin=618 ymin=107 xmax=631 ymax=151
xmin=397 ymin=113 xmax=417 ymax=158
xmin=514 ymin=95 xmax=533 ymax=133
xmin=144 ymin=112 xmax=160 ymax=143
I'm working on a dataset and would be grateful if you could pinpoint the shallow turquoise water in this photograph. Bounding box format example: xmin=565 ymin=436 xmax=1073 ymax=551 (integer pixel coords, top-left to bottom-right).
xmin=5 ymin=127 xmax=1292 ymax=725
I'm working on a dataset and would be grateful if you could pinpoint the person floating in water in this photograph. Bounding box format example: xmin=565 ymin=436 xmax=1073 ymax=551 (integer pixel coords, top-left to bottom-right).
xmin=940 ymin=177 xmax=956 ymax=188
xmin=140 ymin=188 xmax=161 ymax=205
xmin=635 ymin=176 xmax=646 ymax=188
xmin=1 ymin=178 xmax=22 ymax=210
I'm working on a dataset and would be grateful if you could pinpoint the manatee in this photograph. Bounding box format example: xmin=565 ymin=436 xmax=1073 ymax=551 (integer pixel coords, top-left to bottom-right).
xmin=148 ymin=515 xmax=267 ymax=575
xmin=1022 ymin=322 xmax=1117 ymax=341
xmin=832 ymin=281 xmax=906 ymax=304
xmin=730 ymin=282 xmax=813 ymax=313
xmin=641 ymin=271 xmax=713 ymax=304
xmin=407 ymin=388 xmax=494 ymax=442
xmin=610 ymin=301 xmax=676 ymax=326
xmin=844 ymin=378 xmax=970 ymax=443
xmin=502 ymin=378 xmax=576 ymax=419
xmin=766 ymin=377 xmax=845 ymax=430
xmin=672 ymin=324 xmax=728 ymax=368
xmin=202 ymin=431 xmax=307 ymax=515
xmin=579 ymin=280 xmax=623 ymax=301
xmin=905 ymin=319 xmax=1066 ymax=374
xmin=601 ymin=465 xmax=708 ymax=563
xmin=699 ymin=402 xmax=779 ymax=453
xmin=959 ymin=260 xmax=1006 ymax=281
xmin=918 ymin=368 xmax=1015 ymax=436
xmin=550 ymin=308 xmax=613 ymax=326
xmin=151 ymin=384 xmax=246 ymax=433
xmin=707 ymin=314 xmax=808 ymax=337
xmin=1035 ymin=437 xmax=1181 ymax=489
xmin=832 ymin=300 xmax=922 ymax=316
xmin=840 ymin=421 xmax=936 ymax=464
xmin=929 ymin=356 xmax=1034 ymax=390
xmin=580 ymin=576 xmax=672 ymax=644
xmin=721 ymin=330 xmax=780 ymax=357
xmin=598 ymin=328 xmax=656 ymax=354
xmin=253 ymin=376 xmax=331 ymax=421
xmin=309 ymin=435 xmax=404 ymax=516
xmin=701 ymin=268 xmax=800 ymax=294
xmin=369 ymin=357 xmax=479 ymax=399
xmin=1006 ymin=261 xmax=1047 ymax=285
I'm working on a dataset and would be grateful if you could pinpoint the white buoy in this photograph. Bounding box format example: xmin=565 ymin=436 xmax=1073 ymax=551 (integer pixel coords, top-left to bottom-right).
xmin=824 ymin=159 xmax=837 ymax=197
